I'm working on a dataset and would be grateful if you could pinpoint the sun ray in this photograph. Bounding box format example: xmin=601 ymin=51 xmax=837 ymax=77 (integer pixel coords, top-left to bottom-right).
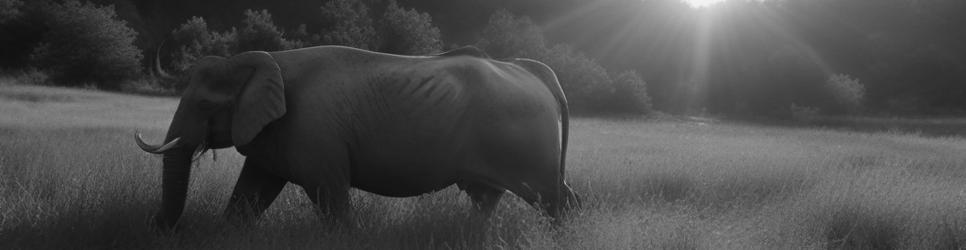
xmin=682 ymin=0 xmax=727 ymax=8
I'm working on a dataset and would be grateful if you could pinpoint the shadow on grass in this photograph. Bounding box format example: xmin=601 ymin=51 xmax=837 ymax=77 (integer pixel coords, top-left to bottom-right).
xmin=820 ymin=206 xmax=963 ymax=250
xmin=0 ymin=89 xmax=95 ymax=103
xmin=0 ymin=199 xmax=160 ymax=249
xmin=824 ymin=207 xmax=901 ymax=250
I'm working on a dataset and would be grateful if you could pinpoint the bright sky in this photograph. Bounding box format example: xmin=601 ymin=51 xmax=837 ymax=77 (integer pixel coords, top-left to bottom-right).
xmin=681 ymin=0 xmax=727 ymax=8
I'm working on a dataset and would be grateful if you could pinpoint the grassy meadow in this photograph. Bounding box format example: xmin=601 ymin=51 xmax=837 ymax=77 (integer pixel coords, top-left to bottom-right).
xmin=1 ymin=79 xmax=965 ymax=249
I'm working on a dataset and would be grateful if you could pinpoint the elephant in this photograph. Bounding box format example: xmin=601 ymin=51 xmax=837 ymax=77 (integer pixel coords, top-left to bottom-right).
xmin=135 ymin=45 xmax=579 ymax=229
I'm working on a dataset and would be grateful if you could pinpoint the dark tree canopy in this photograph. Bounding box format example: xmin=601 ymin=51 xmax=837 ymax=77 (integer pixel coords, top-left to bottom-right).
xmin=5 ymin=0 xmax=966 ymax=115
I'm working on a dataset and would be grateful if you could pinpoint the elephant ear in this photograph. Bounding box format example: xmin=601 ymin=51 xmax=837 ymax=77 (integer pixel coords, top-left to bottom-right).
xmin=229 ymin=51 xmax=286 ymax=147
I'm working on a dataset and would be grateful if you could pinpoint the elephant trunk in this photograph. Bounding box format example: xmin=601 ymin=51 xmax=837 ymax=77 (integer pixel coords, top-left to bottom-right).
xmin=151 ymin=105 xmax=206 ymax=230
xmin=156 ymin=148 xmax=193 ymax=229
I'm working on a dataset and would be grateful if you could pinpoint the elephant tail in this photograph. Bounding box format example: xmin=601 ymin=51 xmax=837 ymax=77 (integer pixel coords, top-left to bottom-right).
xmin=511 ymin=58 xmax=569 ymax=176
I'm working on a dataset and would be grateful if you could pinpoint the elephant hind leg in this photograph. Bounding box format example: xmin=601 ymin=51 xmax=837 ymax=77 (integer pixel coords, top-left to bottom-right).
xmin=506 ymin=180 xmax=579 ymax=220
xmin=224 ymin=159 xmax=288 ymax=223
xmin=458 ymin=182 xmax=505 ymax=216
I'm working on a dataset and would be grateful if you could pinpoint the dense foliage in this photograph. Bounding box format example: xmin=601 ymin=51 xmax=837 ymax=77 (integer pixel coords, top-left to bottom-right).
xmin=4 ymin=0 xmax=964 ymax=116
xmin=379 ymin=0 xmax=442 ymax=55
xmin=0 ymin=0 xmax=23 ymax=23
xmin=170 ymin=17 xmax=234 ymax=72
xmin=29 ymin=0 xmax=142 ymax=89
xmin=317 ymin=0 xmax=378 ymax=50
xmin=611 ymin=71 xmax=653 ymax=114
xmin=479 ymin=10 xmax=652 ymax=114
xmin=236 ymin=9 xmax=301 ymax=52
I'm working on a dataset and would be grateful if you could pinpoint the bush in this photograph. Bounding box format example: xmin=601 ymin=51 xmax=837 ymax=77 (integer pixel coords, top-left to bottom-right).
xmin=15 ymin=69 xmax=50 ymax=86
xmin=540 ymin=44 xmax=616 ymax=113
xmin=476 ymin=10 xmax=655 ymax=115
xmin=119 ymin=78 xmax=176 ymax=96
xmin=30 ymin=0 xmax=142 ymax=89
xmin=170 ymin=17 xmax=234 ymax=73
xmin=379 ymin=0 xmax=442 ymax=55
xmin=236 ymin=9 xmax=299 ymax=52
xmin=824 ymin=74 xmax=865 ymax=114
xmin=0 ymin=0 xmax=43 ymax=69
xmin=477 ymin=9 xmax=547 ymax=59
xmin=0 ymin=0 xmax=23 ymax=24
xmin=168 ymin=10 xmax=302 ymax=91
xmin=319 ymin=0 xmax=378 ymax=50
xmin=610 ymin=71 xmax=653 ymax=114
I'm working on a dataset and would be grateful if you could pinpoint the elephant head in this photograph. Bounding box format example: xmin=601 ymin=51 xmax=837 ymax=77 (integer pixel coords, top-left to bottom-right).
xmin=135 ymin=51 xmax=286 ymax=229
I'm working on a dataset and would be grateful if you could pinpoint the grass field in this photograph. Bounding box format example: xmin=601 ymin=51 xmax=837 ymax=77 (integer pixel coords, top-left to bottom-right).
xmin=1 ymin=81 xmax=965 ymax=249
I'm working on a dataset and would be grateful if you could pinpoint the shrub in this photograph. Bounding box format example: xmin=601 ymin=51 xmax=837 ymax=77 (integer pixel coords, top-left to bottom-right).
xmin=610 ymin=71 xmax=653 ymax=114
xmin=0 ymin=0 xmax=23 ymax=24
xmin=379 ymin=0 xmax=442 ymax=55
xmin=236 ymin=9 xmax=298 ymax=52
xmin=477 ymin=9 xmax=547 ymax=59
xmin=540 ymin=44 xmax=616 ymax=113
xmin=168 ymin=17 xmax=236 ymax=91
xmin=169 ymin=10 xmax=302 ymax=91
xmin=319 ymin=0 xmax=378 ymax=50
xmin=119 ymin=78 xmax=176 ymax=96
xmin=288 ymin=24 xmax=318 ymax=47
xmin=15 ymin=69 xmax=50 ymax=86
xmin=30 ymin=0 xmax=142 ymax=89
xmin=0 ymin=0 xmax=43 ymax=69
xmin=170 ymin=17 xmax=230 ymax=72
xmin=824 ymin=74 xmax=865 ymax=114
xmin=477 ymin=10 xmax=657 ymax=114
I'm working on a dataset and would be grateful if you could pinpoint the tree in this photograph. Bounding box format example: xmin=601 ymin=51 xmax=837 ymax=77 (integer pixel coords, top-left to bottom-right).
xmin=0 ymin=0 xmax=23 ymax=24
xmin=477 ymin=9 xmax=546 ymax=59
xmin=172 ymin=17 xmax=218 ymax=72
xmin=236 ymin=9 xmax=299 ymax=52
xmin=167 ymin=16 xmax=237 ymax=90
xmin=319 ymin=0 xmax=378 ymax=50
xmin=30 ymin=0 xmax=142 ymax=88
xmin=379 ymin=0 xmax=442 ymax=55
xmin=540 ymin=44 xmax=616 ymax=113
xmin=824 ymin=74 xmax=865 ymax=114
xmin=611 ymin=71 xmax=653 ymax=114
xmin=477 ymin=9 xmax=657 ymax=114
xmin=0 ymin=0 xmax=42 ymax=68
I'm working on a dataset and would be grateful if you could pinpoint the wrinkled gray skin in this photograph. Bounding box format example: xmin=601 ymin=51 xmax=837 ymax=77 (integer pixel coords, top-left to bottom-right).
xmin=137 ymin=46 xmax=579 ymax=229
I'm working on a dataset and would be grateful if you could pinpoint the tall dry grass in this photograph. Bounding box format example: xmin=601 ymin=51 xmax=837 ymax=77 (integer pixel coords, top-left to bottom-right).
xmin=1 ymin=83 xmax=964 ymax=249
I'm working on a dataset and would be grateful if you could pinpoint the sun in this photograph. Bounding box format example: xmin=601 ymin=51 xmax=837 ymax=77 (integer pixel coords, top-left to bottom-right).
xmin=682 ymin=0 xmax=727 ymax=8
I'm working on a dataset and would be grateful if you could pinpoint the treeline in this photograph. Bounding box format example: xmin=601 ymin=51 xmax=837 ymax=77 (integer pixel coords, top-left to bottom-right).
xmin=530 ymin=0 xmax=966 ymax=116
xmin=3 ymin=0 xmax=965 ymax=117
xmin=0 ymin=0 xmax=651 ymax=115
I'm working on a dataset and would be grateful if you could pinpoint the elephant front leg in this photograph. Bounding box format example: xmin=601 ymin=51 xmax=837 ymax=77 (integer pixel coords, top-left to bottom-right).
xmin=223 ymin=158 xmax=288 ymax=224
xmin=302 ymin=183 xmax=350 ymax=222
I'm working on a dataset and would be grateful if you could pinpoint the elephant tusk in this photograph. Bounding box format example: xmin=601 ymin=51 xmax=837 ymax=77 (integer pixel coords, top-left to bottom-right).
xmin=154 ymin=41 xmax=176 ymax=80
xmin=135 ymin=131 xmax=181 ymax=154
xmin=156 ymin=137 xmax=182 ymax=153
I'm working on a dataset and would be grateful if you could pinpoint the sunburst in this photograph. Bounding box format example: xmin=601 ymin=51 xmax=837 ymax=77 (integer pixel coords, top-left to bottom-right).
xmin=682 ymin=0 xmax=726 ymax=8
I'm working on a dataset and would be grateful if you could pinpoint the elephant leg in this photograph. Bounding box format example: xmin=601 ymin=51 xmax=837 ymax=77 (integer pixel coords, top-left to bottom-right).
xmin=458 ymin=182 xmax=505 ymax=216
xmin=224 ymin=158 xmax=287 ymax=222
xmin=302 ymin=184 xmax=350 ymax=220
xmin=505 ymin=179 xmax=577 ymax=220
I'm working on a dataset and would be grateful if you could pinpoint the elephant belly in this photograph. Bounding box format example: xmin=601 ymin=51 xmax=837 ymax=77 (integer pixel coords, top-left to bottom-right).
xmin=348 ymin=116 xmax=471 ymax=197
xmin=350 ymin=161 xmax=459 ymax=197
